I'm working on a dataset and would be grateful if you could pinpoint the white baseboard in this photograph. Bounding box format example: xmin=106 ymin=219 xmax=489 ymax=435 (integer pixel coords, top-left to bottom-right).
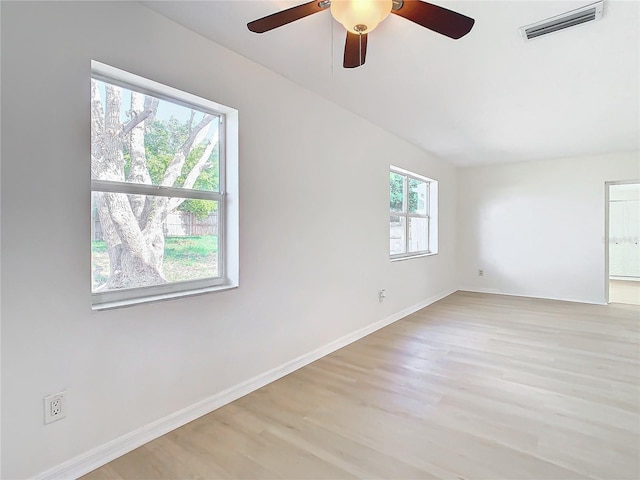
xmin=34 ymin=288 xmax=455 ymax=480
xmin=458 ymin=287 xmax=606 ymax=306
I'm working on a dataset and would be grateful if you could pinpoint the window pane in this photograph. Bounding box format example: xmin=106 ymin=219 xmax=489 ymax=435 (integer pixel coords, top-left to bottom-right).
xmin=390 ymin=172 xmax=405 ymax=212
xmin=390 ymin=215 xmax=406 ymax=255
xmin=92 ymin=192 xmax=219 ymax=292
xmin=91 ymin=78 xmax=220 ymax=192
xmin=408 ymin=178 xmax=427 ymax=215
xmin=408 ymin=217 xmax=428 ymax=252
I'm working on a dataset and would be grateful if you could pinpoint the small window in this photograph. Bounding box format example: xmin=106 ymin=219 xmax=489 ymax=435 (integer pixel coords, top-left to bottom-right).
xmin=91 ymin=61 xmax=238 ymax=309
xmin=390 ymin=166 xmax=438 ymax=259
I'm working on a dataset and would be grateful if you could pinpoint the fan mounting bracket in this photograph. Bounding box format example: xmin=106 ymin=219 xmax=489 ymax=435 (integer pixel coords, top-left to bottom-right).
xmin=318 ymin=0 xmax=331 ymax=8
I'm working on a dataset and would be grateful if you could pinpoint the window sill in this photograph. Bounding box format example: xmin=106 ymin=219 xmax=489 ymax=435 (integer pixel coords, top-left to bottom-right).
xmin=92 ymin=284 xmax=238 ymax=311
xmin=390 ymin=252 xmax=438 ymax=262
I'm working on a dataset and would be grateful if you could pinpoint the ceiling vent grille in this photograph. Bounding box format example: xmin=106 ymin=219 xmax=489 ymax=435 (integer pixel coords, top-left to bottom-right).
xmin=520 ymin=1 xmax=604 ymax=41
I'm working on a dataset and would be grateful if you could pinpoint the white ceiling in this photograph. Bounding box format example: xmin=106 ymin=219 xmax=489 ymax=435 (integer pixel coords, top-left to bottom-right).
xmin=144 ymin=0 xmax=640 ymax=166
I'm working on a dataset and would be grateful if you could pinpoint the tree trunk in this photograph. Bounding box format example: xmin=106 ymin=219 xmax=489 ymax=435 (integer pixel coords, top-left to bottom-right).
xmin=127 ymin=91 xmax=153 ymax=227
xmin=92 ymin=83 xmax=167 ymax=290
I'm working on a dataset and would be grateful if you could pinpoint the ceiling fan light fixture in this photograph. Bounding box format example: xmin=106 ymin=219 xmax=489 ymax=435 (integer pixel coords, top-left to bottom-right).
xmin=246 ymin=0 xmax=475 ymax=69
xmin=330 ymin=0 xmax=393 ymax=34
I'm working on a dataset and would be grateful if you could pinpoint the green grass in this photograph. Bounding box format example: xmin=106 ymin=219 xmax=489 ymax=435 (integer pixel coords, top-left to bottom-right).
xmin=91 ymin=236 xmax=217 ymax=259
xmin=92 ymin=241 xmax=107 ymax=253
xmin=164 ymin=236 xmax=217 ymax=260
xmin=92 ymin=236 xmax=218 ymax=286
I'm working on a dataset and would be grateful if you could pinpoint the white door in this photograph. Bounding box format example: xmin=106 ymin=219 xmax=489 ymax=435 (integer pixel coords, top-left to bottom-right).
xmin=609 ymin=184 xmax=640 ymax=279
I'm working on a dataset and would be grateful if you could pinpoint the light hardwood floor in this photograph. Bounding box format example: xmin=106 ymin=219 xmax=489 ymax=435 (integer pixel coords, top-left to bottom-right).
xmin=84 ymin=292 xmax=640 ymax=479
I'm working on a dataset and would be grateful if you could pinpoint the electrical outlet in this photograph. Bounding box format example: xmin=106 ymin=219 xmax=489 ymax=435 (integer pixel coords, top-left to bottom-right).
xmin=44 ymin=392 xmax=66 ymax=424
xmin=478 ymin=269 xmax=484 ymax=277
xmin=379 ymin=289 xmax=386 ymax=303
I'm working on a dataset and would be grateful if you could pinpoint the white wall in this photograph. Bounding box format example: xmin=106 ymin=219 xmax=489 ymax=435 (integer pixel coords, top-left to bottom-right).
xmin=457 ymin=152 xmax=640 ymax=304
xmin=0 ymin=2 xmax=457 ymax=478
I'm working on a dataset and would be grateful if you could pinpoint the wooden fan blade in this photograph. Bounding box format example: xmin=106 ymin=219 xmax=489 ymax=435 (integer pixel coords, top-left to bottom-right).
xmin=247 ymin=1 xmax=328 ymax=33
xmin=344 ymin=32 xmax=368 ymax=68
xmin=391 ymin=0 xmax=474 ymax=39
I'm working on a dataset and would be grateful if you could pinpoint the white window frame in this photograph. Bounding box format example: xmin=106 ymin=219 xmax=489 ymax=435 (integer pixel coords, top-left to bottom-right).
xmin=91 ymin=61 xmax=239 ymax=310
xmin=390 ymin=166 xmax=438 ymax=260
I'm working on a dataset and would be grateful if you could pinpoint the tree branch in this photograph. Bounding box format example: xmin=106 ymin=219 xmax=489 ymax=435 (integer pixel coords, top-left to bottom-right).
xmin=187 ymin=110 xmax=195 ymax=137
xmin=127 ymin=92 xmax=154 ymax=227
xmin=90 ymin=79 xmax=105 ymax=171
xmin=167 ymin=128 xmax=219 ymax=212
xmin=99 ymin=84 xmax=126 ymax=181
xmin=183 ymin=129 xmax=218 ymax=191
xmin=161 ymin=114 xmax=215 ymax=187
xmin=144 ymin=96 xmax=159 ymax=124
xmin=122 ymin=108 xmax=153 ymax=136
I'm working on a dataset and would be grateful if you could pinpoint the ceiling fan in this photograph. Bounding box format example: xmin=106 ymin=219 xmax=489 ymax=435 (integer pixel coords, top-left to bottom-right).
xmin=247 ymin=0 xmax=475 ymax=68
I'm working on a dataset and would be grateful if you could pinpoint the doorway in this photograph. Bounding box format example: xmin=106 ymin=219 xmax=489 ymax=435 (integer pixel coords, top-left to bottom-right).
xmin=607 ymin=182 xmax=640 ymax=305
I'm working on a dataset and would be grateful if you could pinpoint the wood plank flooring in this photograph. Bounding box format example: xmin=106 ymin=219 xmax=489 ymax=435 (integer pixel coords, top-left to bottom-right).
xmin=83 ymin=291 xmax=640 ymax=479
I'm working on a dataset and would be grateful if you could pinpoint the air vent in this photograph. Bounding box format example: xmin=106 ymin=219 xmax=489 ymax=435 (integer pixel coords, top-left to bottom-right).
xmin=520 ymin=1 xmax=604 ymax=41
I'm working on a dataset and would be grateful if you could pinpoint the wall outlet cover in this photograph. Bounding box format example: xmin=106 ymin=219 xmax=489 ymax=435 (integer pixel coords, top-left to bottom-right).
xmin=44 ymin=392 xmax=66 ymax=424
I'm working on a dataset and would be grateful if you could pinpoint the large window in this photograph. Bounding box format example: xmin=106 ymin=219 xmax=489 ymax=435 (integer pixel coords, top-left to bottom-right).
xmin=390 ymin=166 xmax=438 ymax=259
xmin=91 ymin=61 xmax=238 ymax=309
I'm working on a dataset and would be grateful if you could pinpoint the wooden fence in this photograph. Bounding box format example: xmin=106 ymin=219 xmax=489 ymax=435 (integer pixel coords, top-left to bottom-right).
xmin=93 ymin=211 xmax=218 ymax=241
xmin=165 ymin=211 xmax=218 ymax=237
